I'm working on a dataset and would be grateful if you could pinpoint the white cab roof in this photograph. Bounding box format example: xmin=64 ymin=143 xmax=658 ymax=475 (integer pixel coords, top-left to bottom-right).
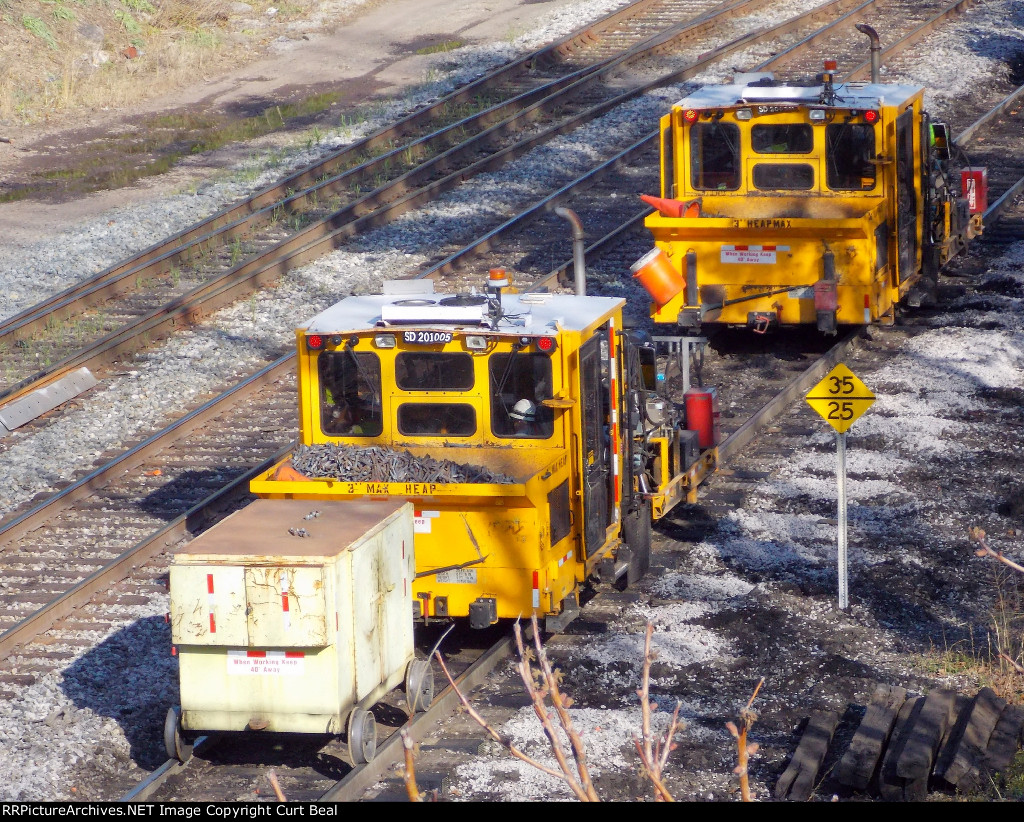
xmin=303 ymin=291 xmax=625 ymax=334
xmin=676 ymin=81 xmax=922 ymax=111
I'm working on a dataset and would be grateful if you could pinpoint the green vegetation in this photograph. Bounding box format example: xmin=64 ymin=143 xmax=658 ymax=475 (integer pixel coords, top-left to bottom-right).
xmin=1 ymin=89 xmax=346 ymax=202
xmin=415 ymin=39 xmax=464 ymax=55
xmin=22 ymin=14 xmax=57 ymax=48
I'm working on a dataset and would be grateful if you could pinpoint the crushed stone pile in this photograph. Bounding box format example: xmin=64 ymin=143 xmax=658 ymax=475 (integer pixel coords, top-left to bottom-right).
xmin=289 ymin=442 xmax=516 ymax=484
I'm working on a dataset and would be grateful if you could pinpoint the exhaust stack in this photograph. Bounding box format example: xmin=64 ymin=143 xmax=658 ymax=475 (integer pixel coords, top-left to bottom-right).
xmin=855 ymin=23 xmax=881 ymax=83
xmin=555 ymin=206 xmax=586 ymax=296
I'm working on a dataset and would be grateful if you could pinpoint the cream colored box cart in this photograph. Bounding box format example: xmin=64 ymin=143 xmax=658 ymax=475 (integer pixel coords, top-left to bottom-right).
xmin=163 ymin=498 xmax=433 ymax=765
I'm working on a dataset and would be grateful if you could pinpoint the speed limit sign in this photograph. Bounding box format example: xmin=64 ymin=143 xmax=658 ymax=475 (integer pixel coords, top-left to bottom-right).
xmin=806 ymin=364 xmax=875 ymax=433
xmin=805 ymin=363 xmax=876 ymax=610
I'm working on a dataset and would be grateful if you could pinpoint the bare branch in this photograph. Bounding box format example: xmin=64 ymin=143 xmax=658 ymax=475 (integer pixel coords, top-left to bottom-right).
xmin=728 ymin=678 xmax=765 ymax=802
xmin=525 ymin=615 xmax=601 ymax=801
xmin=433 ymin=644 xmax=585 ymax=787
xmin=999 ymin=652 xmax=1024 ymax=674
xmin=401 ymin=728 xmax=423 ymax=802
xmin=513 ymin=619 xmax=595 ymax=801
xmin=265 ymin=770 xmax=286 ymax=802
xmin=970 ymin=527 xmax=1024 ymax=574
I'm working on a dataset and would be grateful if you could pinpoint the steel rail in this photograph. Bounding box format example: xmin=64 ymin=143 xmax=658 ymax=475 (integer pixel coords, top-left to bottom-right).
xmin=0 ymin=356 xmax=295 ymax=660
xmin=0 ymin=0 xmax=741 ymax=386
xmin=317 ymin=630 xmax=522 ymax=801
xmin=0 ymin=0 xmax=667 ymax=342
xmin=4 ymin=4 xmax=1017 ymax=667
xmin=0 ymin=0 xmax=858 ymax=414
xmin=956 ymin=81 xmax=1024 ymax=146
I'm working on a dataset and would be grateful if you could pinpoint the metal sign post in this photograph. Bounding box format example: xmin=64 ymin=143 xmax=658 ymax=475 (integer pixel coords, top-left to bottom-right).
xmin=806 ymin=364 xmax=875 ymax=610
xmin=836 ymin=431 xmax=848 ymax=609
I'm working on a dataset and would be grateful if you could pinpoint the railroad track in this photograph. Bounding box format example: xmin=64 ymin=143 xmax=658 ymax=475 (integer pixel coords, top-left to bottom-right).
xmin=0 ymin=0 xmax=981 ymax=418
xmin=1 ymin=0 xmax=1021 ymax=801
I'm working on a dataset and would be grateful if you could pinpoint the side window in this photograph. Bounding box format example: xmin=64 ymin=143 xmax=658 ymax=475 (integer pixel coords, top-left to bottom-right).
xmin=751 ymin=124 xmax=813 ymax=154
xmin=826 ymin=123 xmax=877 ymax=190
xmin=395 ymin=352 xmax=474 ymax=391
xmin=318 ymin=351 xmax=383 ymax=437
xmin=489 ymin=352 xmax=554 ymax=439
xmin=690 ymin=122 xmax=741 ymax=191
xmin=397 ymin=403 xmax=476 ymax=437
xmin=752 ymin=163 xmax=814 ymax=190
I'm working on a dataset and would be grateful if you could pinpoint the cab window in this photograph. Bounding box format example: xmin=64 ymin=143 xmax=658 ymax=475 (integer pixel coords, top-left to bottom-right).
xmin=826 ymin=123 xmax=876 ymax=190
xmin=690 ymin=122 xmax=741 ymax=191
xmin=489 ymin=352 xmax=554 ymax=439
xmin=395 ymin=352 xmax=474 ymax=391
xmin=752 ymin=163 xmax=814 ymax=190
xmin=397 ymin=403 xmax=476 ymax=436
xmin=751 ymin=124 xmax=813 ymax=154
xmin=319 ymin=351 xmax=383 ymax=437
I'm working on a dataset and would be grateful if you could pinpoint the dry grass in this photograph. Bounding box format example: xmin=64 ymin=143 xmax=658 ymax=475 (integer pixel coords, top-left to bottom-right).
xmin=0 ymin=0 xmax=338 ymax=127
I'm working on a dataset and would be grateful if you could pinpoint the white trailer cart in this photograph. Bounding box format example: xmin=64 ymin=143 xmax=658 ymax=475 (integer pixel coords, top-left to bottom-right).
xmin=164 ymin=498 xmax=432 ymax=764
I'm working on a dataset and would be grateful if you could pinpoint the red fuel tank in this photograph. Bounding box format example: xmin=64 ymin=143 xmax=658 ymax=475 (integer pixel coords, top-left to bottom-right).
xmin=684 ymin=387 xmax=720 ymax=449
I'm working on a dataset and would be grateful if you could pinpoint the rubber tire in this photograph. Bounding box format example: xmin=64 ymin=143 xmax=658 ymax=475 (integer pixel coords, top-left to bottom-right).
xmin=347 ymin=708 xmax=377 ymax=765
xmin=163 ymin=706 xmax=193 ymax=763
xmin=405 ymin=658 xmax=435 ymax=714
xmin=623 ymin=497 xmax=652 ymax=587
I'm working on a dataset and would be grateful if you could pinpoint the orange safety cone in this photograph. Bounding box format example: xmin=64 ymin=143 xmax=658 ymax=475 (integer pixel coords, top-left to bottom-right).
xmin=640 ymin=194 xmax=702 ymax=218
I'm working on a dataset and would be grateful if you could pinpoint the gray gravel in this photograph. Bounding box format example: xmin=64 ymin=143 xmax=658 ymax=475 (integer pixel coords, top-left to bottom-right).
xmin=0 ymin=0 xmax=1020 ymax=801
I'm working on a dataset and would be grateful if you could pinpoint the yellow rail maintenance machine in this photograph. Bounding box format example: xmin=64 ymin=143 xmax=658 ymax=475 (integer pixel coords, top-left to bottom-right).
xmin=631 ymin=52 xmax=983 ymax=334
xmin=251 ymin=270 xmax=719 ymax=632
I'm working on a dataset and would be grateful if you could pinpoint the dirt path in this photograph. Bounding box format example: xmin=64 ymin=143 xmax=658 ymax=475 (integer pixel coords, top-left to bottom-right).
xmin=0 ymin=0 xmax=607 ymax=248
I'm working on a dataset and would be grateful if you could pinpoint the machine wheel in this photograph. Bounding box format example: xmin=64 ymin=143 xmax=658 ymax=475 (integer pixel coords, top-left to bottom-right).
xmin=346 ymin=708 xmax=377 ymax=765
xmin=163 ymin=706 xmax=193 ymax=763
xmin=622 ymin=497 xmax=652 ymax=587
xmin=405 ymin=658 xmax=435 ymax=714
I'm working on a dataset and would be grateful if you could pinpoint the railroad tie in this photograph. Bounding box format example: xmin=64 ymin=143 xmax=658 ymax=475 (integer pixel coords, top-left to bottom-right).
xmin=876 ymin=695 xmax=927 ymax=801
xmin=895 ymin=687 xmax=958 ymax=783
xmin=773 ymin=709 xmax=841 ymax=801
xmin=834 ymin=683 xmax=907 ymax=791
xmin=934 ymin=686 xmax=1006 ymax=792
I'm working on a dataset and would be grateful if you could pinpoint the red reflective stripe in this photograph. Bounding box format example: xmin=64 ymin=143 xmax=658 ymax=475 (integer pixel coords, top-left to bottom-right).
xmin=207 ymin=574 xmax=214 ymax=594
xmin=209 ymin=614 xmax=216 ymax=633
xmin=864 ymin=294 xmax=870 ymax=307
xmin=735 ymin=245 xmax=749 ymax=251
xmin=285 ymin=651 xmax=305 ymax=659
xmin=414 ymin=510 xmax=421 ymax=517
xmin=532 ymin=571 xmax=539 ymax=590
xmin=248 ymin=651 xmax=267 ymax=658
xmin=282 ymin=592 xmax=289 ymax=612
xmin=402 ymin=540 xmax=405 ymax=559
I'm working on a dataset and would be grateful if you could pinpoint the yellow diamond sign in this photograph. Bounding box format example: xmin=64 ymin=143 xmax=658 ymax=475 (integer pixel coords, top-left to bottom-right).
xmin=806 ymin=363 xmax=875 ymax=433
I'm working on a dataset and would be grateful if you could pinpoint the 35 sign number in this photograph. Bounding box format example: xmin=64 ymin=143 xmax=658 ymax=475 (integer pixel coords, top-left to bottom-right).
xmin=829 ymin=375 xmax=854 ymax=394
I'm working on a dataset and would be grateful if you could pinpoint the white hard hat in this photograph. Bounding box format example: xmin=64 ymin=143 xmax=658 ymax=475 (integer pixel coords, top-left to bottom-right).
xmin=509 ymin=399 xmax=536 ymax=421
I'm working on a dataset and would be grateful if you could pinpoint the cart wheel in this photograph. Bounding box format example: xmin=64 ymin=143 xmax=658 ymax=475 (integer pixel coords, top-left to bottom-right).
xmin=405 ymin=658 xmax=435 ymax=714
xmin=347 ymin=708 xmax=377 ymax=765
xmin=163 ymin=706 xmax=193 ymax=763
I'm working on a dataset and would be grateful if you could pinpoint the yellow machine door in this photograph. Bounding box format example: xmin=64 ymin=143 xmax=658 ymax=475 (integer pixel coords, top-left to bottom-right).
xmin=895 ymin=109 xmax=918 ymax=282
xmin=580 ymin=335 xmax=612 ymax=556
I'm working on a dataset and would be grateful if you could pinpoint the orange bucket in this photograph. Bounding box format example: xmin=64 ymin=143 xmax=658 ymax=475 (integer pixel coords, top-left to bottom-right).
xmin=630 ymin=248 xmax=684 ymax=305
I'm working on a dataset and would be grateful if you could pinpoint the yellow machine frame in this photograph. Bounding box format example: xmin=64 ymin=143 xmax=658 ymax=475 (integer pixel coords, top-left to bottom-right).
xmin=638 ymin=69 xmax=980 ymax=333
xmin=250 ymin=283 xmax=714 ymax=628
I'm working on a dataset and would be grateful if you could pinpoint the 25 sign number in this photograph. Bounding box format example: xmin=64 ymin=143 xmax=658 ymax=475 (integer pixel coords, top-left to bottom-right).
xmin=827 ymin=400 xmax=855 ymax=420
